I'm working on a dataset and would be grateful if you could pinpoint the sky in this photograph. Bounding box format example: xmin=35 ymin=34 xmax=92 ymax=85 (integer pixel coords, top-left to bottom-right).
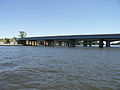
xmin=0 ymin=0 xmax=120 ymax=38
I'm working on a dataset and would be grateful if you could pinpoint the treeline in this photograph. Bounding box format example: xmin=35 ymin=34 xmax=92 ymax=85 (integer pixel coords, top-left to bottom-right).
xmin=0 ymin=39 xmax=5 ymax=42
xmin=0 ymin=38 xmax=16 ymax=44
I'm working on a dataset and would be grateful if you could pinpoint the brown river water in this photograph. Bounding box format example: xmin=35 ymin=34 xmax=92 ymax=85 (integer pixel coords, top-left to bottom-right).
xmin=0 ymin=46 xmax=120 ymax=90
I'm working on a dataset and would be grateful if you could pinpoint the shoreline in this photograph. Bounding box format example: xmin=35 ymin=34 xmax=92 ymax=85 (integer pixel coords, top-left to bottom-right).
xmin=0 ymin=44 xmax=22 ymax=46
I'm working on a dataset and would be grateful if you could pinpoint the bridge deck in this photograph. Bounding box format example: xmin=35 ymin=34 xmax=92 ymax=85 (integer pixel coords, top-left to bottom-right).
xmin=17 ymin=34 xmax=120 ymax=41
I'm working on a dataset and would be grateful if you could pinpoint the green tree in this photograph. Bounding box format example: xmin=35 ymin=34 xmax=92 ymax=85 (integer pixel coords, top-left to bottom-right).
xmin=5 ymin=38 xmax=10 ymax=44
xmin=19 ymin=31 xmax=27 ymax=38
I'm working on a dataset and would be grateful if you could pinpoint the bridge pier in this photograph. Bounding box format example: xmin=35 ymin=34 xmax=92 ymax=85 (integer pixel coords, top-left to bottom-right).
xmin=58 ymin=41 xmax=62 ymax=46
xmin=31 ymin=41 xmax=33 ymax=46
xmin=47 ymin=41 xmax=51 ymax=47
xmin=44 ymin=41 xmax=46 ymax=46
xmin=30 ymin=41 xmax=32 ymax=46
xmin=68 ymin=39 xmax=76 ymax=47
xmin=106 ymin=40 xmax=110 ymax=47
xmin=28 ymin=41 xmax=30 ymax=46
xmin=29 ymin=40 xmax=37 ymax=46
xmin=35 ymin=40 xmax=37 ymax=46
xmin=33 ymin=41 xmax=35 ymax=46
xmin=17 ymin=40 xmax=26 ymax=46
xmin=64 ymin=41 xmax=68 ymax=46
xmin=99 ymin=39 xmax=103 ymax=48
xmin=36 ymin=41 xmax=38 ymax=46
xmin=46 ymin=40 xmax=54 ymax=47
xmin=83 ymin=41 xmax=87 ymax=47
xmin=29 ymin=41 xmax=31 ymax=46
xmin=89 ymin=41 xmax=92 ymax=47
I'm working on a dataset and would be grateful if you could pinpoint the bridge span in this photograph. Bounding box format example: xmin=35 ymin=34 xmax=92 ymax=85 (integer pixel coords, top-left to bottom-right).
xmin=17 ymin=34 xmax=120 ymax=48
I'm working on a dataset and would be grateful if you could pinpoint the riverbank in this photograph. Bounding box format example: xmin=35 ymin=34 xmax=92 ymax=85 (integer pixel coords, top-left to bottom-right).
xmin=0 ymin=44 xmax=22 ymax=46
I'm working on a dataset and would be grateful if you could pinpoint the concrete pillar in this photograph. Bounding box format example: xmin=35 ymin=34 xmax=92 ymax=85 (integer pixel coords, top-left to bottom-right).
xmin=106 ymin=40 xmax=110 ymax=47
xmin=50 ymin=41 xmax=53 ymax=46
xmin=29 ymin=41 xmax=31 ymax=46
xmin=63 ymin=41 xmax=65 ymax=46
xmin=52 ymin=41 xmax=55 ymax=46
xmin=68 ymin=39 xmax=76 ymax=47
xmin=28 ymin=41 xmax=30 ymax=46
xmin=67 ymin=41 xmax=70 ymax=47
xmin=35 ymin=41 xmax=38 ymax=46
xmin=17 ymin=40 xmax=26 ymax=45
xmin=31 ymin=41 xmax=33 ymax=46
xmin=64 ymin=41 xmax=68 ymax=46
xmin=34 ymin=41 xmax=37 ymax=46
xmin=34 ymin=41 xmax=36 ymax=46
xmin=89 ymin=41 xmax=92 ymax=47
xmin=99 ymin=39 xmax=104 ymax=48
xmin=30 ymin=41 xmax=32 ymax=46
xmin=72 ymin=40 xmax=76 ymax=47
xmin=44 ymin=41 xmax=47 ymax=46
xmin=28 ymin=41 xmax=30 ymax=45
xmin=48 ymin=41 xmax=51 ymax=47
xmin=31 ymin=41 xmax=34 ymax=46
xmin=83 ymin=41 xmax=87 ymax=47
xmin=59 ymin=41 xmax=62 ymax=46
xmin=23 ymin=40 xmax=27 ymax=46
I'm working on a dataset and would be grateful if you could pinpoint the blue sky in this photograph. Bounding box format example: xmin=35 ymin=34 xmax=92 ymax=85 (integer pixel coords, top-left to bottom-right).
xmin=0 ymin=0 xmax=120 ymax=38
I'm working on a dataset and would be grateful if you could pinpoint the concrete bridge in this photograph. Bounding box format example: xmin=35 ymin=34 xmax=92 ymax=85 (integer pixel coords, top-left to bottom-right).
xmin=17 ymin=34 xmax=120 ymax=48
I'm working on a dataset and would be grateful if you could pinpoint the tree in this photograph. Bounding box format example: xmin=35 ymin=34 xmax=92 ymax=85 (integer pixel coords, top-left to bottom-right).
xmin=19 ymin=31 xmax=27 ymax=38
xmin=5 ymin=38 xmax=10 ymax=44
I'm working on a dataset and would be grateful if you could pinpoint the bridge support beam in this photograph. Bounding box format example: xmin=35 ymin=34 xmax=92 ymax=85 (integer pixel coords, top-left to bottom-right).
xmin=99 ymin=39 xmax=103 ymax=48
xmin=106 ymin=40 xmax=110 ymax=47
xmin=83 ymin=41 xmax=87 ymax=47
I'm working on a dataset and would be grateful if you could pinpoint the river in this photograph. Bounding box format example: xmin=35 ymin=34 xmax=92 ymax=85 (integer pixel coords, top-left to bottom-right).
xmin=0 ymin=46 xmax=120 ymax=90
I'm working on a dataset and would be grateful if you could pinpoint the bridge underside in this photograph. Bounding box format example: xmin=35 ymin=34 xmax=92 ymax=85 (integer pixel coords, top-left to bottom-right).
xmin=17 ymin=38 xmax=120 ymax=48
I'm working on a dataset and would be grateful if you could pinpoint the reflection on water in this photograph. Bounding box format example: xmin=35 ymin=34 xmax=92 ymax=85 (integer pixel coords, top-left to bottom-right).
xmin=0 ymin=46 xmax=120 ymax=90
